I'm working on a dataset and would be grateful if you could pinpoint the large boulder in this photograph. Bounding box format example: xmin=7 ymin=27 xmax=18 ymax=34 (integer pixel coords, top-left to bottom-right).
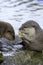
xmin=19 ymin=20 xmax=43 ymax=51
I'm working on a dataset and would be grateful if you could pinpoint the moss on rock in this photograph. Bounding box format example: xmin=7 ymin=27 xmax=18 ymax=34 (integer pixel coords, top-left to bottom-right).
xmin=0 ymin=51 xmax=5 ymax=63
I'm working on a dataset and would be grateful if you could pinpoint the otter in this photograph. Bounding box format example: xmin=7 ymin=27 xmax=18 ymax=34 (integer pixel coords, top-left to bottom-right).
xmin=0 ymin=21 xmax=15 ymax=51
xmin=0 ymin=21 xmax=15 ymax=41
xmin=19 ymin=20 xmax=43 ymax=51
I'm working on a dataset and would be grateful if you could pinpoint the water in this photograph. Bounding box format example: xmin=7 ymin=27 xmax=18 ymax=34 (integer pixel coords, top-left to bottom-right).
xmin=0 ymin=0 xmax=43 ymax=56
xmin=0 ymin=0 xmax=43 ymax=35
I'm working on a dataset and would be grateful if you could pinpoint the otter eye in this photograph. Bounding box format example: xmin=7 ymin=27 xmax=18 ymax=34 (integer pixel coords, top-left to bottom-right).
xmin=7 ymin=30 xmax=10 ymax=32
xmin=7 ymin=30 xmax=12 ymax=33
xmin=32 ymin=25 xmax=35 ymax=27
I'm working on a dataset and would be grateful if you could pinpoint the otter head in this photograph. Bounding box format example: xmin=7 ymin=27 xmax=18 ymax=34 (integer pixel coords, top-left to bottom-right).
xmin=19 ymin=20 xmax=41 ymax=42
xmin=0 ymin=21 xmax=15 ymax=41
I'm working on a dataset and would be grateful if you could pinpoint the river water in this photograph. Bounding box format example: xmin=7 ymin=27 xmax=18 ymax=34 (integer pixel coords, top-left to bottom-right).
xmin=0 ymin=0 xmax=43 ymax=35
xmin=0 ymin=0 xmax=43 ymax=56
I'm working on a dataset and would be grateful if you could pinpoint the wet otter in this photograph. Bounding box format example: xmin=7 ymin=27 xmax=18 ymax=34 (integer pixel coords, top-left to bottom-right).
xmin=0 ymin=21 xmax=15 ymax=51
xmin=0 ymin=21 xmax=15 ymax=41
xmin=0 ymin=21 xmax=15 ymax=63
xmin=19 ymin=20 xmax=43 ymax=51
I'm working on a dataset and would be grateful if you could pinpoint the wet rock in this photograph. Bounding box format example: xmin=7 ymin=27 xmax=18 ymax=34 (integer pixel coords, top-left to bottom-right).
xmin=0 ymin=51 xmax=5 ymax=64
xmin=0 ymin=38 xmax=14 ymax=52
xmin=0 ymin=58 xmax=15 ymax=65
xmin=8 ymin=50 xmax=43 ymax=65
xmin=0 ymin=35 xmax=23 ymax=52
xmin=0 ymin=49 xmax=43 ymax=65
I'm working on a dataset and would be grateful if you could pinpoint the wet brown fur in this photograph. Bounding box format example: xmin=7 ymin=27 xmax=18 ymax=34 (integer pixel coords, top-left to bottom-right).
xmin=0 ymin=21 xmax=15 ymax=41
xmin=19 ymin=20 xmax=43 ymax=51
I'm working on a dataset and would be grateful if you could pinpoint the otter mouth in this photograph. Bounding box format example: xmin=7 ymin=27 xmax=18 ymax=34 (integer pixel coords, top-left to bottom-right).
xmin=19 ymin=31 xmax=30 ymax=43
xmin=19 ymin=30 xmax=24 ymax=38
xmin=19 ymin=27 xmax=36 ymax=42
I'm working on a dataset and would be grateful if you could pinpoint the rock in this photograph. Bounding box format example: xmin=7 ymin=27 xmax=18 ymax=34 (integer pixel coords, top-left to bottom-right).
xmin=19 ymin=20 xmax=43 ymax=51
xmin=0 ymin=51 xmax=5 ymax=64
xmin=0 ymin=58 xmax=15 ymax=65
xmin=0 ymin=35 xmax=23 ymax=52
xmin=0 ymin=37 xmax=14 ymax=52
xmin=7 ymin=50 xmax=43 ymax=65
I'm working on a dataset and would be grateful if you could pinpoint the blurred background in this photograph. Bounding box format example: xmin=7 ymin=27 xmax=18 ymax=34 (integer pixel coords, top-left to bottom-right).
xmin=0 ymin=0 xmax=43 ymax=35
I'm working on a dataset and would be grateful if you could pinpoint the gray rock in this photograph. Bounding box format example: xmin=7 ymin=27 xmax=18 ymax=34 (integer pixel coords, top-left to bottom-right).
xmin=1 ymin=58 xmax=15 ymax=65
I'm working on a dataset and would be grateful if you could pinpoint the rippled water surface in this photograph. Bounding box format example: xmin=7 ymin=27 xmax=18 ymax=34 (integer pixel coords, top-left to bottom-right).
xmin=0 ymin=0 xmax=43 ymax=34
xmin=0 ymin=0 xmax=43 ymax=56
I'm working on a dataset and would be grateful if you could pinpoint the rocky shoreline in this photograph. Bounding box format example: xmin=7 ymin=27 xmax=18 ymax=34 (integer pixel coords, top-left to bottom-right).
xmin=0 ymin=50 xmax=43 ymax=65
